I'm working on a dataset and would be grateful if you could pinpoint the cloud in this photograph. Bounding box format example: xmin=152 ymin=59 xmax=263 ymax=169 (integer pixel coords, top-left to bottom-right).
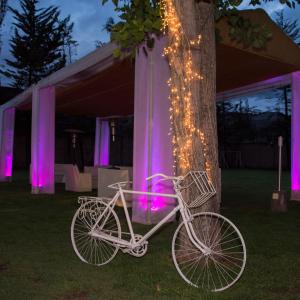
xmin=238 ymin=1 xmax=300 ymax=19
xmin=0 ymin=0 xmax=116 ymax=68
xmin=1 ymin=0 xmax=299 ymax=85
xmin=41 ymin=0 xmax=117 ymax=57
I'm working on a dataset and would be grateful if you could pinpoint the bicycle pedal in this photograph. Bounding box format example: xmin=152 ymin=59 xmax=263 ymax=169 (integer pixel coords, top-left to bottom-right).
xmin=120 ymin=248 xmax=130 ymax=254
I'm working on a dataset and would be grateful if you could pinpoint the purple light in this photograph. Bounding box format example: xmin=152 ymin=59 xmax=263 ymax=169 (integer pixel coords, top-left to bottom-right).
xmin=140 ymin=193 xmax=168 ymax=212
xmin=31 ymin=87 xmax=55 ymax=193
xmin=99 ymin=121 xmax=110 ymax=165
xmin=292 ymin=72 xmax=300 ymax=194
xmin=94 ymin=119 xmax=110 ymax=166
xmin=0 ymin=108 xmax=15 ymax=180
xmin=133 ymin=36 xmax=175 ymax=223
xmin=138 ymin=194 xmax=167 ymax=212
xmin=4 ymin=154 xmax=13 ymax=176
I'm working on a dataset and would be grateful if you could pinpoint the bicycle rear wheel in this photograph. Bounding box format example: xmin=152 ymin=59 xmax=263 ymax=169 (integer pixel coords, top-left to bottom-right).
xmin=172 ymin=212 xmax=246 ymax=292
xmin=71 ymin=200 xmax=121 ymax=266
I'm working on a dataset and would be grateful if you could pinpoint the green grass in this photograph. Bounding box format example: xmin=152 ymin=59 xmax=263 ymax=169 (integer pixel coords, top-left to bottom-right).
xmin=0 ymin=170 xmax=300 ymax=299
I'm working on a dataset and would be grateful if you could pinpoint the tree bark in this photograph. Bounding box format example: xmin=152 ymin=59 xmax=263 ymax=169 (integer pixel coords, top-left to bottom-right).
xmin=169 ymin=0 xmax=220 ymax=212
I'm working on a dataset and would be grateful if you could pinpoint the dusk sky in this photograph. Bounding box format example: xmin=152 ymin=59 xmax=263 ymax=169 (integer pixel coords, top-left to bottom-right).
xmin=0 ymin=0 xmax=300 ymax=85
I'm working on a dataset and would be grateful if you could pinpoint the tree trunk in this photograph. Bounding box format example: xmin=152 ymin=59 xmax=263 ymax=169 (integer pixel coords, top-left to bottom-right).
xmin=167 ymin=0 xmax=220 ymax=213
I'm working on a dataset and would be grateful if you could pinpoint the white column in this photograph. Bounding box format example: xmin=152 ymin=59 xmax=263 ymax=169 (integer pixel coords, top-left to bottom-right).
xmin=31 ymin=86 xmax=55 ymax=194
xmin=0 ymin=107 xmax=16 ymax=181
xmin=94 ymin=118 xmax=110 ymax=166
xmin=132 ymin=36 xmax=174 ymax=224
xmin=291 ymin=71 xmax=300 ymax=200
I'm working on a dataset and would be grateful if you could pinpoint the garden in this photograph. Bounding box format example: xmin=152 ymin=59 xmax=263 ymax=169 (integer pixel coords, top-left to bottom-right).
xmin=1 ymin=169 xmax=299 ymax=300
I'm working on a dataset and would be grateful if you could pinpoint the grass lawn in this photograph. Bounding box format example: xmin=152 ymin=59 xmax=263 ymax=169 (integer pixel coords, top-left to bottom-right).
xmin=0 ymin=169 xmax=300 ymax=300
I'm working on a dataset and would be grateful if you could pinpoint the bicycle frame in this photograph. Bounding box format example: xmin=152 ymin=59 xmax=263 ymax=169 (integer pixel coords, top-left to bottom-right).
xmin=90 ymin=182 xmax=211 ymax=254
xmin=72 ymin=172 xmax=246 ymax=292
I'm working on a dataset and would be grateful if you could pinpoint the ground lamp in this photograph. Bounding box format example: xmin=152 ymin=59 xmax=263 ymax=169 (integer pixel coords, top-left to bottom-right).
xmin=271 ymin=136 xmax=287 ymax=212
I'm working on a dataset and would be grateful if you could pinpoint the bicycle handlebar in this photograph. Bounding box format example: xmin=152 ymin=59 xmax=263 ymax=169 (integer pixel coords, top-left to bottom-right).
xmin=146 ymin=173 xmax=183 ymax=182
xmin=107 ymin=174 xmax=182 ymax=191
xmin=108 ymin=181 xmax=132 ymax=190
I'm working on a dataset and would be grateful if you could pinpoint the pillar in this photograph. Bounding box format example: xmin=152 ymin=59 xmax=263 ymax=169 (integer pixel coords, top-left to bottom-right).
xmin=0 ymin=107 xmax=16 ymax=181
xmin=291 ymin=71 xmax=300 ymax=200
xmin=132 ymin=36 xmax=174 ymax=224
xmin=94 ymin=118 xmax=110 ymax=166
xmin=31 ymin=86 xmax=55 ymax=194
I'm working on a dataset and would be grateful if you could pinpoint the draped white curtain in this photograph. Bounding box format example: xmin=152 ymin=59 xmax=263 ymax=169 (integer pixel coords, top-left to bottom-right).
xmin=0 ymin=107 xmax=16 ymax=181
xmin=31 ymin=86 xmax=55 ymax=193
xmin=291 ymin=71 xmax=300 ymax=200
xmin=94 ymin=118 xmax=110 ymax=166
xmin=132 ymin=36 xmax=174 ymax=224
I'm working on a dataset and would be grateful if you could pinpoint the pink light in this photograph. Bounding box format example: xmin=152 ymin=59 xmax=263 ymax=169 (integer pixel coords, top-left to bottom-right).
xmin=138 ymin=195 xmax=166 ymax=212
xmin=0 ymin=108 xmax=15 ymax=181
xmin=132 ymin=36 xmax=175 ymax=224
xmin=94 ymin=119 xmax=110 ymax=166
xmin=99 ymin=121 xmax=110 ymax=165
xmin=292 ymin=72 xmax=300 ymax=193
xmin=31 ymin=87 xmax=55 ymax=193
xmin=4 ymin=154 xmax=13 ymax=176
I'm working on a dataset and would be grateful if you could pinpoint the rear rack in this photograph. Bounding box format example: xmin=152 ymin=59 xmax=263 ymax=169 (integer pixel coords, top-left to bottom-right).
xmin=78 ymin=196 xmax=112 ymax=205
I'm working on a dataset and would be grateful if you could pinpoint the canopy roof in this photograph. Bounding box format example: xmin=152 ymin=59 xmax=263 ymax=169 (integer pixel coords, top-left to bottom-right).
xmin=2 ymin=9 xmax=300 ymax=117
xmin=216 ymin=9 xmax=300 ymax=92
xmin=0 ymin=87 xmax=22 ymax=105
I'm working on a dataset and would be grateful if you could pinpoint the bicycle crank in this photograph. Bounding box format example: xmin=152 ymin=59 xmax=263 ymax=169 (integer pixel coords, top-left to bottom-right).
xmin=129 ymin=234 xmax=148 ymax=257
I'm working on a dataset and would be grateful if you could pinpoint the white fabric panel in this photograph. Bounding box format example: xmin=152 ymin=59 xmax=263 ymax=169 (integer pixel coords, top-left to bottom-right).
xmin=132 ymin=36 xmax=174 ymax=224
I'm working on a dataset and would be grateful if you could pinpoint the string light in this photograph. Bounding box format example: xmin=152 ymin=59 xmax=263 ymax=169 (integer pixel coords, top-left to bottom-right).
xmin=160 ymin=0 xmax=212 ymax=180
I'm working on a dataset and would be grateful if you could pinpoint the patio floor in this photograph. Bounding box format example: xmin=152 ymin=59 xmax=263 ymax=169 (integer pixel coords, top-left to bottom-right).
xmin=0 ymin=170 xmax=300 ymax=300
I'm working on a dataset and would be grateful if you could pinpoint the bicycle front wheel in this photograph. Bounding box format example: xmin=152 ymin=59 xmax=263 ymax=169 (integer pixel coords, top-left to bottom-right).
xmin=172 ymin=212 xmax=246 ymax=292
xmin=71 ymin=200 xmax=121 ymax=266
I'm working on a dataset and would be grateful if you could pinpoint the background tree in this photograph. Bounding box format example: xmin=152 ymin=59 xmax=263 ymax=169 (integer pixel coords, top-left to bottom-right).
xmin=0 ymin=0 xmax=7 ymax=25
xmin=102 ymin=0 xmax=299 ymax=212
xmin=263 ymin=86 xmax=292 ymax=168
xmin=103 ymin=16 xmax=115 ymax=35
xmin=0 ymin=0 xmax=76 ymax=88
xmin=270 ymin=11 xmax=299 ymax=168
xmin=275 ymin=10 xmax=300 ymax=45
xmin=94 ymin=17 xmax=115 ymax=48
xmin=60 ymin=15 xmax=78 ymax=64
xmin=0 ymin=0 xmax=8 ymax=55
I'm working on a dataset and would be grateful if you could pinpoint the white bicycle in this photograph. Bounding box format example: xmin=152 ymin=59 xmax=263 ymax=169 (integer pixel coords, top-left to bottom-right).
xmin=71 ymin=171 xmax=246 ymax=292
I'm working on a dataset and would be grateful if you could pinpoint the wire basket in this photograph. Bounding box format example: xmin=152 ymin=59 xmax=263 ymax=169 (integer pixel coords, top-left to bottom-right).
xmin=177 ymin=171 xmax=216 ymax=208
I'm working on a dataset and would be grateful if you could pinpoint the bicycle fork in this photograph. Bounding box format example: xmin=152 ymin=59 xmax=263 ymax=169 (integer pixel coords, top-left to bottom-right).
xmin=181 ymin=208 xmax=212 ymax=256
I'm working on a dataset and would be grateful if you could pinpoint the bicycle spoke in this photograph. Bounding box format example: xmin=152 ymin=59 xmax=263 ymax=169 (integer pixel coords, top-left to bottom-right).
xmin=71 ymin=201 xmax=121 ymax=266
xmin=172 ymin=212 xmax=246 ymax=292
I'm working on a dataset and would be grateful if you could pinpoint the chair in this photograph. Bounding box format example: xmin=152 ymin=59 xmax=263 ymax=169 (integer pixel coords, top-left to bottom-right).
xmin=65 ymin=165 xmax=92 ymax=192
xmin=84 ymin=166 xmax=99 ymax=189
xmin=55 ymin=164 xmax=73 ymax=183
xmin=98 ymin=168 xmax=132 ymax=207
xmin=116 ymin=166 xmax=133 ymax=181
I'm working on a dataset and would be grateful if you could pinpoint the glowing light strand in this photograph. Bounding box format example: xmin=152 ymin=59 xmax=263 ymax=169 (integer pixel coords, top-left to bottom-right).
xmin=160 ymin=0 xmax=212 ymax=179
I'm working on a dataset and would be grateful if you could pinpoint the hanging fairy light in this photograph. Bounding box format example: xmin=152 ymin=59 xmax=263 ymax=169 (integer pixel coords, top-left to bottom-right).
xmin=160 ymin=0 xmax=212 ymax=180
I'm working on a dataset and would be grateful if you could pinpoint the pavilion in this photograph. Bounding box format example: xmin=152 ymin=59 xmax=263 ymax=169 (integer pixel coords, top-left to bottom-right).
xmin=1 ymin=9 xmax=300 ymax=223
